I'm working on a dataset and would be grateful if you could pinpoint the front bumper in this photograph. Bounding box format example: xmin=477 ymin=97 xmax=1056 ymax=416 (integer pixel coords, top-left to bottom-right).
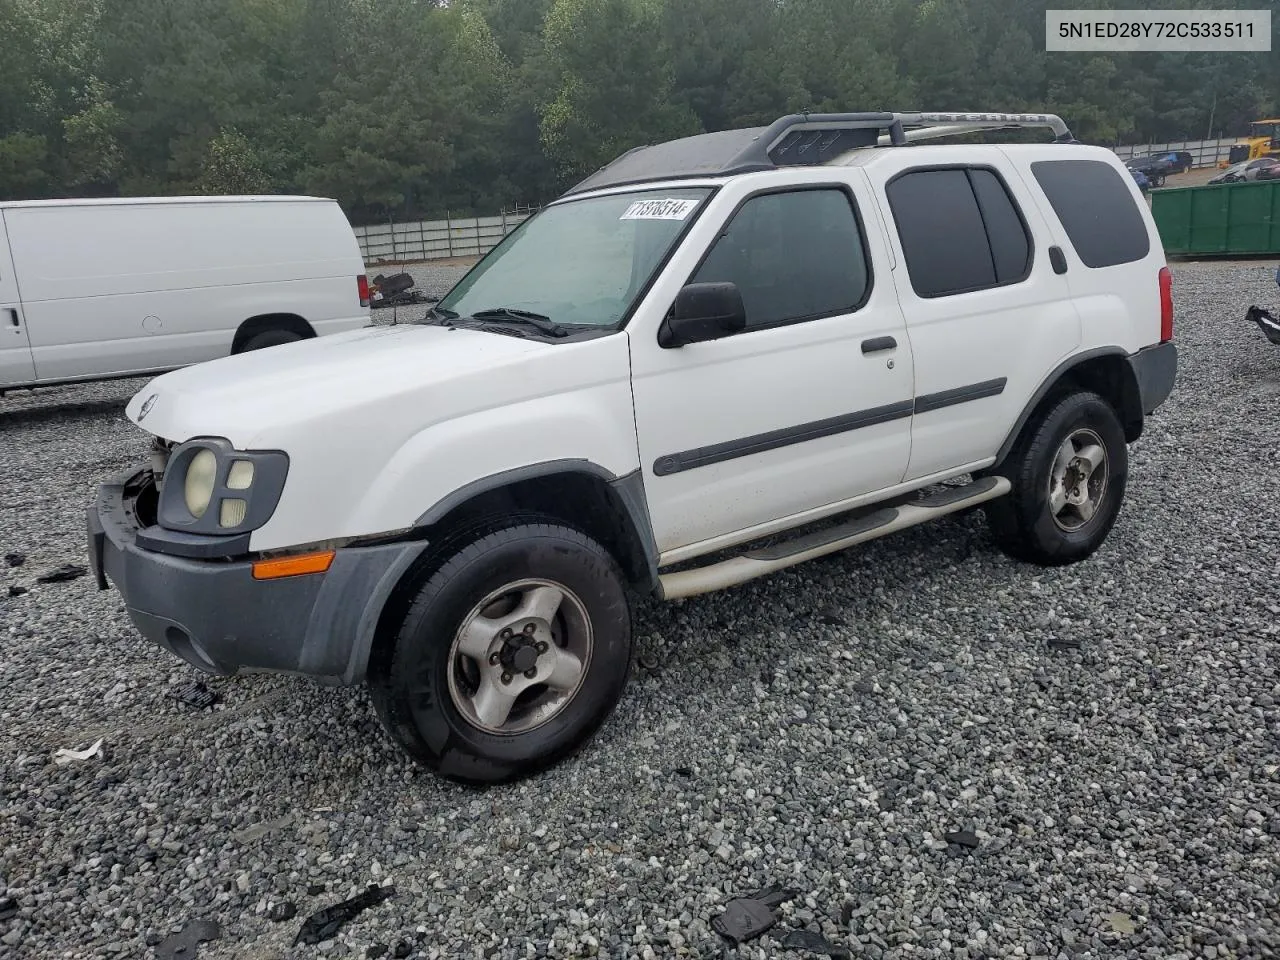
xmin=87 ymin=469 xmax=427 ymax=685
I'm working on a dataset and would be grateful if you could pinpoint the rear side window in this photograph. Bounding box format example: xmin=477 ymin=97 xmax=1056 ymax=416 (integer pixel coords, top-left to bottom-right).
xmin=886 ymin=167 xmax=1031 ymax=298
xmin=1030 ymin=158 xmax=1150 ymax=268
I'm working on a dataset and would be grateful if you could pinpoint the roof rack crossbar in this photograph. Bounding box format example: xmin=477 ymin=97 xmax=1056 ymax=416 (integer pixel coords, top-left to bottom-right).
xmin=562 ymin=110 xmax=1075 ymax=196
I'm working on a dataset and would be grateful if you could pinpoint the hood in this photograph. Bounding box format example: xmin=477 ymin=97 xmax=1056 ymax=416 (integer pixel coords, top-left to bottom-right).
xmin=126 ymin=322 xmax=557 ymax=447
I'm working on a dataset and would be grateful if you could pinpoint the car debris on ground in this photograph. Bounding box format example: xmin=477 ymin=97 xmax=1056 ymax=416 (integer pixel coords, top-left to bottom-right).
xmin=295 ymin=884 xmax=396 ymax=946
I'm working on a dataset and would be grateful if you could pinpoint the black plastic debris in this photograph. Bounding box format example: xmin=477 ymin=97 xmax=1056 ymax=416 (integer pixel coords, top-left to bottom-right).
xmin=267 ymin=901 xmax=297 ymax=922
xmin=166 ymin=680 xmax=220 ymax=709
xmin=944 ymin=829 xmax=980 ymax=850
xmin=4 ymin=552 xmax=25 ymax=567
xmin=674 ymin=765 xmax=693 ymax=777
xmin=307 ymin=883 xmax=327 ymax=896
xmin=154 ymin=919 xmax=221 ymax=960
xmin=0 ymin=896 xmax=18 ymax=921
xmin=782 ymin=929 xmax=853 ymax=959
xmin=1048 ymin=636 xmax=1083 ymax=651
xmin=295 ymin=884 xmax=395 ymax=945
xmin=36 ymin=563 xmax=86 ymax=584
xmin=366 ymin=943 xmax=388 ymax=958
xmin=391 ymin=940 xmax=413 ymax=958
xmin=838 ymin=902 xmax=854 ymax=927
xmin=6 ymin=586 xmax=26 ymax=598
xmin=712 ymin=886 xmax=797 ymax=945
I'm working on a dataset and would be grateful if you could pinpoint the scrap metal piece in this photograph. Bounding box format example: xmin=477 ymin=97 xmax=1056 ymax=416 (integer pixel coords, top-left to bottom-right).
xmin=166 ymin=680 xmax=220 ymax=709
xmin=295 ymin=884 xmax=395 ymax=945
xmin=154 ymin=919 xmax=221 ymax=960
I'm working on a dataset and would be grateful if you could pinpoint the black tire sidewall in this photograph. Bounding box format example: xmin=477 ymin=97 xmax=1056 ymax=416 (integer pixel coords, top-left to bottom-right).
xmin=241 ymin=329 xmax=303 ymax=352
xmin=1007 ymin=391 xmax=1128 ymax=562
xmin=383 ymin=524 xmax=631 ymax=783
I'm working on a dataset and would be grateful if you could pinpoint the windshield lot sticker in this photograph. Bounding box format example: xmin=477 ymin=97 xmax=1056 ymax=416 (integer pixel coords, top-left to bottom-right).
xmin=620 ymin=198 xmax=699 ymax=221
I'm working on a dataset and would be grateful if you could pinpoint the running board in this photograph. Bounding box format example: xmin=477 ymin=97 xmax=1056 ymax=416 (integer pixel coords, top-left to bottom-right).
xmin=658 ymin=476 xmax=1011 ymax=600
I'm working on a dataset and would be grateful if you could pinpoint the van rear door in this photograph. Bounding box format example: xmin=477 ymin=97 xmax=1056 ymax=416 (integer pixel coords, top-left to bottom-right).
xmin=0 ymin=211 xmax=36 ymax=388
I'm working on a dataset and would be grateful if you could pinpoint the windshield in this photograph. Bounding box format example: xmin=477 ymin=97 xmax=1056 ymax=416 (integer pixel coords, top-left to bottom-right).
xmin=437 ymin=187 xmax=713 ymax=327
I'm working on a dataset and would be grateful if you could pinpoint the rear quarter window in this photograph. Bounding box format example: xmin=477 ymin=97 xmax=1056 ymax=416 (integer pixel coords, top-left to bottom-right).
xmin=1030 ymin=158 xmax=1150 ymax=268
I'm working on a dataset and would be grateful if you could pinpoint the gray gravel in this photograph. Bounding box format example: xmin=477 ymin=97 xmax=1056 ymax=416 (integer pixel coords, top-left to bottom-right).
xmin=2 ymin=259 xmax=1279 ymax=960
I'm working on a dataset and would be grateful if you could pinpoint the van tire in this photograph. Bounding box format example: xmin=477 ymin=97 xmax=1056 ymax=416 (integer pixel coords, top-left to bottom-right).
xmin=238 ymin=329 xmax=304 ymax=353
xmin=983 ymin=390 xmax=1127 ymax=566
xmin=369 ymin=520 xmax=632 ymax=784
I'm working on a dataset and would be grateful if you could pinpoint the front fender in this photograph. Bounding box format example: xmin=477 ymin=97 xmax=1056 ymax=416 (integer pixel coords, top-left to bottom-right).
xmin=344 ymin=381 xmax=641 ymax=538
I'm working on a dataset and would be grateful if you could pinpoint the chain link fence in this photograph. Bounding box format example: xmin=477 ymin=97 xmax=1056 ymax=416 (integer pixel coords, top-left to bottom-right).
xmin=354 ymin=205 xmax=539 ymax=265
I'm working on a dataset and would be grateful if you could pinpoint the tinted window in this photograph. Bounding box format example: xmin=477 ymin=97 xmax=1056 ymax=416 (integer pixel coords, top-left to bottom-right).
xmin=886 ymin=167 xmax=1030 ymax=298
xmin=969 ymin=169 xmax=1031 ymax=282
xmin=691 ymin=188 xmax=869 ymax=329
xmin=1031 ymin=158 xmax=1150 ymax=268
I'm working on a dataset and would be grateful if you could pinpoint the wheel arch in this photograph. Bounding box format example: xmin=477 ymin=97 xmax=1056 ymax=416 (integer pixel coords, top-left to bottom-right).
xmin=993 ymin=348 xmax=1143 ymax=469
xmin=231 ymin=313 xmax=316 ymax=353
xmin=363 ymin=461 xmax=658 ymax=684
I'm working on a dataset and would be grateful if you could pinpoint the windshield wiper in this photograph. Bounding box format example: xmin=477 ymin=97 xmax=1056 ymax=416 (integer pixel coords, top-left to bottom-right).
xmin=417 ymin=304 xmax=459 ymax=325
xmin=466 ymin=307 xmax=568 ymax=338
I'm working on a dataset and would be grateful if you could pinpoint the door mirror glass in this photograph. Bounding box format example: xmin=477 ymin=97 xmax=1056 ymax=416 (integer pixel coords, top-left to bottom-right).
xmin=658 ymin=282 xmax=746 ymax=347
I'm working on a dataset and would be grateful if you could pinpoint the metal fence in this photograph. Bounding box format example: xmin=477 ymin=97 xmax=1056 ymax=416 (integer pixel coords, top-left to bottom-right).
xmin=354 ymin=207 xmax=537 ymax=264
xmin=1110 ymin=137 xmax=1238 ymax=169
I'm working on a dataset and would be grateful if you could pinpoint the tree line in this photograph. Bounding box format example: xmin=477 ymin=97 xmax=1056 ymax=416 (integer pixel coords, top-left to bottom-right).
xmin=1 ymin=0 xmax=1276 ymax=224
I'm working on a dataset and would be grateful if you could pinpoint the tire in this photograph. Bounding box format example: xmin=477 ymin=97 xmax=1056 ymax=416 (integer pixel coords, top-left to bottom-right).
xmin=983 ymin=390 xmax=1128 ymax=566
xmin=369 ymin=520 xmax=632 ymax=784
xmin=238 ymin=328 xmax=304 ymax=353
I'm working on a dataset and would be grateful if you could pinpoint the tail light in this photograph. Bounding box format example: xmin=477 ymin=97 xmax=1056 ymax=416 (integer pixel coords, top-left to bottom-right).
xmin=357 ymin=274 xmax=371 ymax=308
xmin=1159 ymin=266 xmax=1173 ymax=342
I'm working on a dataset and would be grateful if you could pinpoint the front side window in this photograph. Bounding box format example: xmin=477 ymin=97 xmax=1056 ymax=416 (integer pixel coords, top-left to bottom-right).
xmin=437 ymin=187 xmax=712 ymax=327
xmin=689 ymin=187 xmax=870 ymax=330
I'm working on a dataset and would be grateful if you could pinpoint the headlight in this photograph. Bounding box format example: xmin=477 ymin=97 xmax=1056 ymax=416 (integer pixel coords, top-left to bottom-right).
xmin=184 ymin=449 xmax=218 ymax=518
xmin=157 ymin=438 xmax=289 ymax=536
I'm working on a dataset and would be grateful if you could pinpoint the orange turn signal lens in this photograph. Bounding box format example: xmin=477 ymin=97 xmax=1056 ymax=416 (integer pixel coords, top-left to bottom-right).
xmin=251 ymin=550 xmax=335 ymax=580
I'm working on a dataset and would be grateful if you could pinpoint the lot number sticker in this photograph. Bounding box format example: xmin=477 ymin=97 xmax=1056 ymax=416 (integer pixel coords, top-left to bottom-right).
xmin=620 ymin=198 xmax=699 ymax=221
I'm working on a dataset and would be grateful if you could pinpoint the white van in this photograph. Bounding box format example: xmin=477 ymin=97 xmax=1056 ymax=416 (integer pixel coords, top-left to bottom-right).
xmin=0 ymin=195 xmax=371 ymax=392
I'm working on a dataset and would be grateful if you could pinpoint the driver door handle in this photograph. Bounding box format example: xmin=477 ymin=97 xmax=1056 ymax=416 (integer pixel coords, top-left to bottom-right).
xmin=861 ymin=336 xmax=896 ymax=354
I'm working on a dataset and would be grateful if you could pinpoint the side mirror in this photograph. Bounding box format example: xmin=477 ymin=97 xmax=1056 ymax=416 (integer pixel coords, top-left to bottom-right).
xmin=658 ymin=282 xmax=747 ymax=348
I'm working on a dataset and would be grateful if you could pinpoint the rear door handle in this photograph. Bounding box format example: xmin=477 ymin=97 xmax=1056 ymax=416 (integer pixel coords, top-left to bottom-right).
xmin=1049 ymin=246 xmax=1068 ymax=274
xmin=6 ymin=308 xmax=18 ymax=327
xmin=861 ymin=336 xmax=897 ymax=354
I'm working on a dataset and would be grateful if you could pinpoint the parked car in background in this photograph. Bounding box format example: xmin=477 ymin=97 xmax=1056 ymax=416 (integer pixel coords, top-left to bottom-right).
xmin=1 ymin=196 xmax=371 ymax=394
xmin=1208 ymin=157 xmax=1280 ymax=184
xmin=1124 ymin=154 xmax=1173 ymax=187
xmin=1160 ymin=151 xmax=1194 ymax=174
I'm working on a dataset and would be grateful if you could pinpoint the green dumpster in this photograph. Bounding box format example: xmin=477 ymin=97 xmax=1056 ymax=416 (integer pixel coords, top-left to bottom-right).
xmin=1150 ymin=179 xmax=1280 ymax=256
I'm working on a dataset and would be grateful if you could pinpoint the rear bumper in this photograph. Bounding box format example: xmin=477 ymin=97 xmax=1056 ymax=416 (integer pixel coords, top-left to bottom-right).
xmin=1130 ymin=340 xmax=1177 ymax=415
xmin=87 ymin=469 xmax=426 ymax=685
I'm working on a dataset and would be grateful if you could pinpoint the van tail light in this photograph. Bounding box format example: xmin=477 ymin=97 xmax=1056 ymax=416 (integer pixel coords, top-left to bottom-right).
xmin=357 ymin=274 xmax=371 ymax=308
xmin=1159 ymin=266 xmax=1173 ymax=342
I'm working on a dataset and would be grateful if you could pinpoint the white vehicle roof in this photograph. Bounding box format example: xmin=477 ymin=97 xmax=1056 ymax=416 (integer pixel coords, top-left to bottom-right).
xmin=0 ymin=195 xmax=335 ymax=211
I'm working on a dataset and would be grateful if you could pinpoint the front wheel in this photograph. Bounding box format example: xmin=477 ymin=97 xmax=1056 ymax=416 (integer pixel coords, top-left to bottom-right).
xmin=983 ymin=390 xmax=1128 ymax=566
xmin=370 ymin=520 xmax=632 ymax=784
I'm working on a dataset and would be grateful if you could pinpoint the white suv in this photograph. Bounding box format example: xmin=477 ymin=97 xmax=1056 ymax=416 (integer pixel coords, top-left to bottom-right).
xmin=88 ymin=112 xmax=1177 ymax=783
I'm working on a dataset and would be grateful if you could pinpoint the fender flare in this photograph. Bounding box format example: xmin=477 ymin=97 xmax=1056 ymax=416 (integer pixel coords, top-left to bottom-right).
xmin=992 ymin=346 xmax=1136 ymax=468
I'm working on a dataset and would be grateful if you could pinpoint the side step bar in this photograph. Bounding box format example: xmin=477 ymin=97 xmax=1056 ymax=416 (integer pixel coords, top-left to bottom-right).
xmin=658 ymin=476 xmax=1011 ymax=600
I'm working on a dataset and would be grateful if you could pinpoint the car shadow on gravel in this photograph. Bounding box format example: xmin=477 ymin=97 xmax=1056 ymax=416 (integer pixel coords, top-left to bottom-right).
xmin=0 ymin=396 xmax=131 ymax=429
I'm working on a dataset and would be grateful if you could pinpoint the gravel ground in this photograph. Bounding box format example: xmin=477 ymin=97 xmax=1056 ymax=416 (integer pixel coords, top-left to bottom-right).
xmin=2 ymin=259 xmax=1279 ymax=960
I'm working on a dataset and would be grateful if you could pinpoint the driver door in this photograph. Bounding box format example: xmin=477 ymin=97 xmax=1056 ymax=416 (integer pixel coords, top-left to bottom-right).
xmin=628 ymin=173 xmax=915 ymax=562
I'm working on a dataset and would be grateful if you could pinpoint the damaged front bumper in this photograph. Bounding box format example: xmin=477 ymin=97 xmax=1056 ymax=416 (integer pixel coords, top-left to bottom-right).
xmin=86 ymin=468 xmax=427 ymax=685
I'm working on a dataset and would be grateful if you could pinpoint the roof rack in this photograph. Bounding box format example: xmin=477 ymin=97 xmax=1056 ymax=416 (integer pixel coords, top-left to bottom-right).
xmin=564 ymin=111 xmax=1076 ymax=197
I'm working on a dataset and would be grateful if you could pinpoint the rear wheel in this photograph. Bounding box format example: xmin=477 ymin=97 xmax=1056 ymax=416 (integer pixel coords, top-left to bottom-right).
xmin=983 ymin=390 xmax=1128 ymax=566
xmin=238 ymin=328 xmax=304 ymax=353
xmin=369 ymin=520 xmax=632 ymax=784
